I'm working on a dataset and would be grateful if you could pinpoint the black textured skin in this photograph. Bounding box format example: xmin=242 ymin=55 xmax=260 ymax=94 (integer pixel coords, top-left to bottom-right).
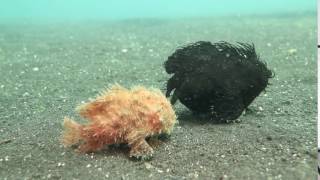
xmin=164 ymin=41 xmax=273 ymax=121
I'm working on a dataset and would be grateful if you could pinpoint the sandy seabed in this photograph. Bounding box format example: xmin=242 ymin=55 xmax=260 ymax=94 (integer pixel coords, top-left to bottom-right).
xmin=0 ymin=13 xmax=317 ymax=179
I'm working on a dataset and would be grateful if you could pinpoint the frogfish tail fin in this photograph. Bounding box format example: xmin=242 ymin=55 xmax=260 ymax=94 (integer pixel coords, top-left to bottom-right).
xmin=61 ymin=117 xmax=82 ymax=147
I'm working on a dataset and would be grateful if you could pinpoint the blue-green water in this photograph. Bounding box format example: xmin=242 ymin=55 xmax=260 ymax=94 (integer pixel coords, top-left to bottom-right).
xmin=0 ymin=0 xmax=316 ymax=21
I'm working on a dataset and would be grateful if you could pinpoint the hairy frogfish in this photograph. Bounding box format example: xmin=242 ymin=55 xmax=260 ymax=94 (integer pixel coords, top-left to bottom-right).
xmin=165 ymin=41 xmax=273 ymax=121
xmin=61 ymin=84 xmax=177 ymax=159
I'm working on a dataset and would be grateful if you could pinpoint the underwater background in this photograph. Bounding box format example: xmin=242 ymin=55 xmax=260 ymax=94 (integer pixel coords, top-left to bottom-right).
xmin=0 ymin=0 xmax=317 ymax=179
xmin=0 ymin=0 xmax=316 ymax=21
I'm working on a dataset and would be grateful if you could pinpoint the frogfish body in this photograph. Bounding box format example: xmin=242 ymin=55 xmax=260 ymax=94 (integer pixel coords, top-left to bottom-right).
xmin=61 ymin=84 xmax=176 ymax=159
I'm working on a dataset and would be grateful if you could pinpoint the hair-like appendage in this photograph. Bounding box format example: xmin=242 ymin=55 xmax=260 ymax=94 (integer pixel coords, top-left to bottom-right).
xmin=77 ymin=101 xmax=108 ymax=121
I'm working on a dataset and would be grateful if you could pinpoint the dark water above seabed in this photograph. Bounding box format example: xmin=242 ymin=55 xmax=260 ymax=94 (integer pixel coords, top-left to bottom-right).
xmin=0 ymin=0 xmax=316 ymax=22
